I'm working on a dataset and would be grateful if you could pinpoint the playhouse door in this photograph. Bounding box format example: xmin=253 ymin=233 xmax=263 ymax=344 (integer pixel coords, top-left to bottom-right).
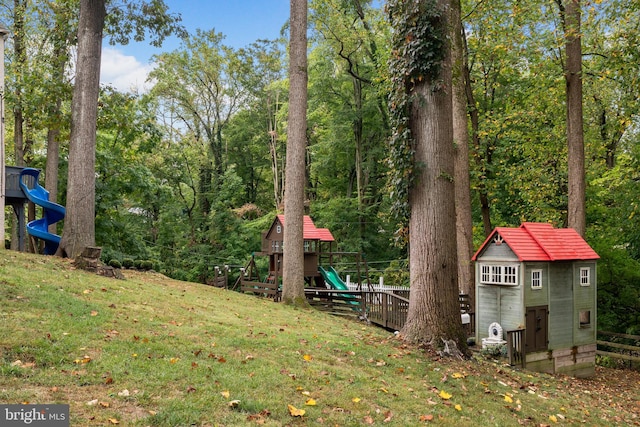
xmin=525 ymin=305 xmax=548 ymax=352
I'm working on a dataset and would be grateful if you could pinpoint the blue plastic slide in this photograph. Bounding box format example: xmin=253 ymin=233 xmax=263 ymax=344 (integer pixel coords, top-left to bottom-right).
xmin=318 ymin=266 xmax=360 ymax=307
xmin=19 ymin=168 xmax=66 ymax=255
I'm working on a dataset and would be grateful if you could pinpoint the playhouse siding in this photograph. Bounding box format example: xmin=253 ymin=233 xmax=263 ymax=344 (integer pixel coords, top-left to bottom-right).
xmin=477 ymin=283 xmax=524 ymax=340
xmin=523 ymin=263 xmax=549 ymax=307
xmin=475 ymin=242 xmax=524 ymax=340
xmin=548 ymin=262 xmax=574 ymax=349
xmin=573 ymin=262 xmax=597 ymax=346
xmin=478 ymin=241 xmax=518 ymax=261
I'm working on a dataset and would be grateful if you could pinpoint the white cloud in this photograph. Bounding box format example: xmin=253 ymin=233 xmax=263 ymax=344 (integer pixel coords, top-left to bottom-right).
xmin=100 ymin=47 xmax=155 ymax=93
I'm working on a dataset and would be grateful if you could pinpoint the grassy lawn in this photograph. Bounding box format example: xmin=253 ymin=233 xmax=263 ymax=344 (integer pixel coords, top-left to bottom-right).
xmin=0 ymin=251 xmax=638 ymax=426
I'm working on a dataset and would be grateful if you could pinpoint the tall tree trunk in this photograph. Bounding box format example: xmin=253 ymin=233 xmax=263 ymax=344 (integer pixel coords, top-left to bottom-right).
xmin=561 ymin=0 xmax=586 ymax=237
xmin=12 ymin=0 xmax=26 ymax=167
xmin=451 ymin=0 xmax=475 ymax=305
xmin=281 ymin=0 xmax=308 ymax=305
xmin=267 ymin=90 xmax=283 ymax=209
xmin=464 ymin=58 xmax=491 ymax=237
xmin=45 ymin=97 xmax=63 ymax=235
xmin=57 ymin=0 xmax=105 ymax=258
xmin=394 ymin=0 xmax=467 ymax=352
xmin=352 ymin=75 xmax=366 ymax=245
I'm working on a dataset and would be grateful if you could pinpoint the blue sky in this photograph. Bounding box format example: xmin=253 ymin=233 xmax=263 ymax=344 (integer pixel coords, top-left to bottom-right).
xmin=100 ymin=0 xmax=290 ymax=92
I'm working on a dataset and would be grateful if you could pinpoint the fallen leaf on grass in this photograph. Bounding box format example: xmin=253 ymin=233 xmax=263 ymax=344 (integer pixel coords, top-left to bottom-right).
xmin=305 ymin=398 xmax=317 ymax=406
xmin=363 ymin=415 xmax=374 ymax=424
xmin=549 ymin=414 xmax=558 ymax=423
xmin=439 ymin=390 xmax=452 ymax=400
xmin=247 ymin=409 xmax=271 ymax=422
xmin=288 ymin=404 xmax=305 ymax=417
xmin=420 ymin=414 xmax=434 ymax=421
xmin=454 ymin=404 xmax=462 ymax=411
xmin=228 ymin=400 xmax=241 ymax=408
xmin=504 ymin=395 xmax=513 ymax=403
xmin=108 ymin=418 xmax=119 ymax=424
xmin=452 ymin=372 xmax=465 ymax=379
xmin=303 ymin=354 xmax=313 ymax=362
xmin=352 ymin=397 xmax=361 ymax=403
xmin=221 ymin=390 xmax=230 ymax=399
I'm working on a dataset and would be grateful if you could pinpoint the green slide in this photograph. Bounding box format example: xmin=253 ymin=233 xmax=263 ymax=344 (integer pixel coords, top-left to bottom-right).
xmin=318 ymin=266 xmax=359 ymax=307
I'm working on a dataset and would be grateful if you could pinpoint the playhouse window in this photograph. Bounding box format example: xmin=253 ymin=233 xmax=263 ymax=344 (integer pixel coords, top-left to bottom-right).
xmin=580 ymin=267 xmax=590 ymax=286
xmin=304 ymin=241 xmax=310 ymax=252
xmin=480 ymin=264 xmax=518 ymax=285
xmin=531 ymin=269 xmax=543 ymax=289
xmin=276 ymin=225 xmax=282 ymax=234
xmin=579 ymin=310 xmax=591 ymax=328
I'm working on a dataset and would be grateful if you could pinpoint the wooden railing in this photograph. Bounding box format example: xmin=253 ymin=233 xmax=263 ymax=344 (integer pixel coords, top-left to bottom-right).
xmin=364 ymin=291 xmax=409 ymax=331
xmin=239 ymin=278 xmax=472 ymax=336
xmin=597 ymin=331 xmax=640 ymax=366
xmin=507 ymin=328 xmax=526 ymax=368
xmin=304 ymin=288 xmax=365 ymax=319
xmin=241 ymin=280 xmax=280 ymax=301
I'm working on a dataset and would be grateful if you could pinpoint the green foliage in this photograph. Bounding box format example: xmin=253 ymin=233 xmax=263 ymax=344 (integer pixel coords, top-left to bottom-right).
xmin=382 ymin=259 xmax=409 ymax=288
xmin=108 ymin=259 xmax=122 ymax=269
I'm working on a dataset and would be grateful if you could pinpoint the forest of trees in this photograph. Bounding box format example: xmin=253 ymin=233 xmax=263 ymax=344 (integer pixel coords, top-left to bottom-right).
xmin=1 ymin=0 xmax=639 ymax=335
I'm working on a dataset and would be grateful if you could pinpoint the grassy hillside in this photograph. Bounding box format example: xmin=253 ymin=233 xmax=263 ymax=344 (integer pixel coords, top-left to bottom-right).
xmin=0 ymin=251 xmax=638 ymax=426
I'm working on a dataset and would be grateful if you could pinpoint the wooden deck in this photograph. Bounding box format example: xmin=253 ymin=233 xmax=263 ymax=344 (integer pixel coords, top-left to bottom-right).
xmin=238 ymin=275 xmax=475 ymax=335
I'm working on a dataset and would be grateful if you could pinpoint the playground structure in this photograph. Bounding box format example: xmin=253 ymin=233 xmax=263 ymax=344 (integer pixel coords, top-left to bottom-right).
xmin=3 ymin=166 xmax=65 ymax=254
xmin=232 ymin=215 xmax=475 ymax=334
xmin=237 ymin=215 xmax=373 ymax=300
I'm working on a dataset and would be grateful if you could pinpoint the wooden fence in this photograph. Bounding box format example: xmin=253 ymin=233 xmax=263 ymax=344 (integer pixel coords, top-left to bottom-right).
xmin=507 ymin=329 xmax=526 ymax=368
xmin=596 ymin=331 xmax=640 ymax=366
xmin=241 ymin=280 xmax=280 ymax=301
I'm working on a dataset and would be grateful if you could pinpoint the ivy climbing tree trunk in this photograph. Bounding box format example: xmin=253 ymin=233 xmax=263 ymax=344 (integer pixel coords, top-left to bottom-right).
xmin=57 ymin=0 xmax=105 ymax=258
xmin=281 ymin=0 xmax=308 ymax=306
xmin=388 ymin=0 xmax=467 ymax=353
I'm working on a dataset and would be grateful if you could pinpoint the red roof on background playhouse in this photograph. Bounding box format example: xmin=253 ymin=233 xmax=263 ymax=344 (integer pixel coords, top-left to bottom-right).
xmin=276 ymin=215 xmax=335 ymax=242
xmin=472 ymin=222 xmax=599 ymax=262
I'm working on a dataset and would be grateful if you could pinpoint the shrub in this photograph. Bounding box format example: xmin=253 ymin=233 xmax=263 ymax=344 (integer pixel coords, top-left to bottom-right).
xmin=108 ymin=259 xmax=122 ymax=269
xmin=122 ymin=258 xmax=134 ymax=269
xmin=140 ymin=260 xmax=154 ymax=271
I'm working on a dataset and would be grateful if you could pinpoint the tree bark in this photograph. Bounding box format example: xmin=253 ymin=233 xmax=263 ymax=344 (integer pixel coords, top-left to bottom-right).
xmin=451 ymin=0 xmax=475 ymax=305
xmin=57 ymin=0 xmax=105 ymax=258
xmin=400 ymin=0 xmax=467 ymax=352
xmin=281 ymin=0 xmax=308 ymax=305
xmin=563 ymin=0 xmax=586 ymax=237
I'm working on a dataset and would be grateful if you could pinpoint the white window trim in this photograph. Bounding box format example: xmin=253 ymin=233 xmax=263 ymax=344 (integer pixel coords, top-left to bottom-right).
xmin=480 ymin=263 xmax=519 ymax=286
xmin=580 ymin=267 xmax=590 ymax=287
xmin=531 ymin=269 xmax=543 ymax=290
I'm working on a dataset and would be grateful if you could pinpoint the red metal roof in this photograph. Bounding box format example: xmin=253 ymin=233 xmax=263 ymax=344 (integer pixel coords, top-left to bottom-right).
xmin=276 ymin=215 xmax=335 ymax=242
xmin=472 ymin=222 xmax=599 ymax=261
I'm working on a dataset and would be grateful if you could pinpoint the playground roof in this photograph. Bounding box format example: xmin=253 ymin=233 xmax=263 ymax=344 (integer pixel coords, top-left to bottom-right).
xmin=472 ymin=222 xmax=599 ymax=262
xmin=277 ymin=215 xmax=335 ymax=242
